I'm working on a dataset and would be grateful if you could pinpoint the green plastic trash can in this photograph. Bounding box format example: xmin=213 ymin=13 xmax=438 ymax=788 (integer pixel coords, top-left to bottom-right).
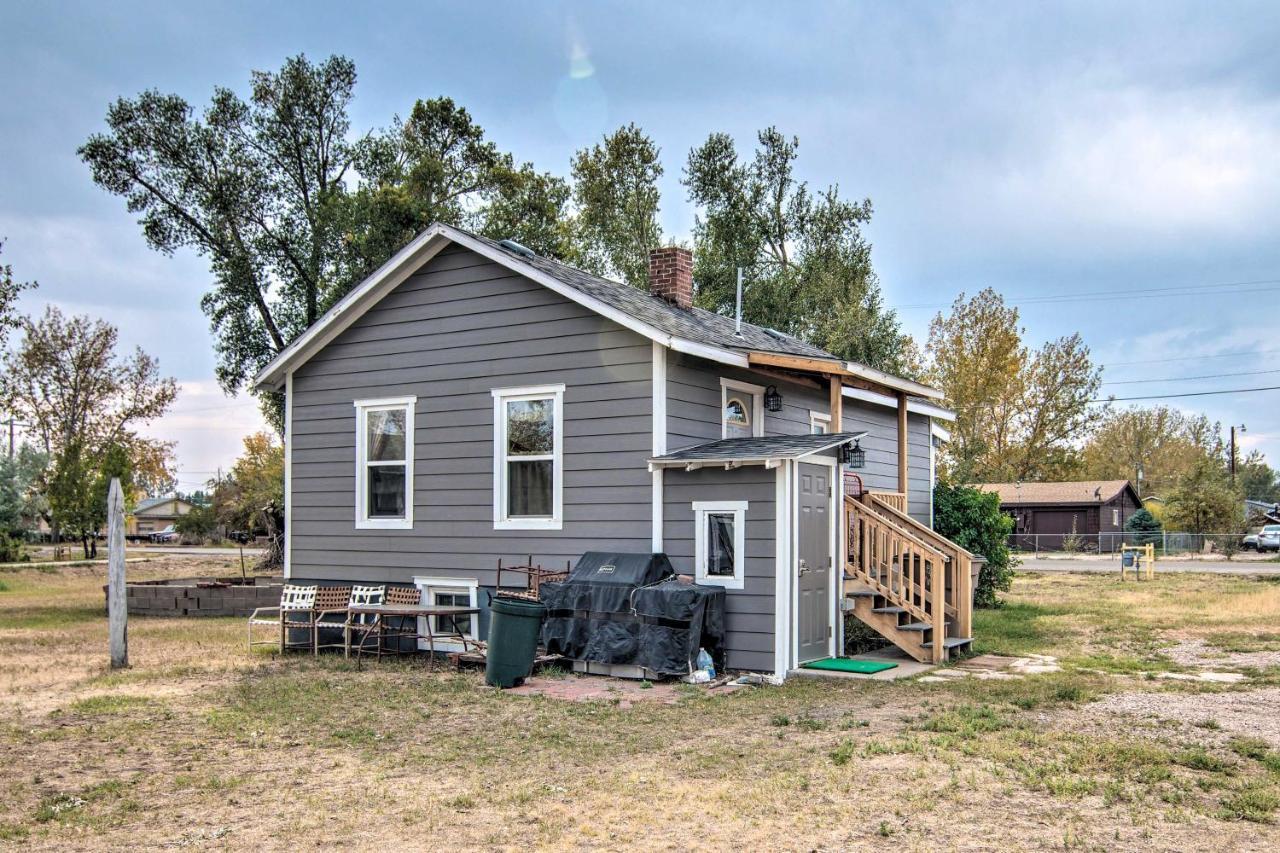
xmin=485 ymin=594 xmax=547 ymax=688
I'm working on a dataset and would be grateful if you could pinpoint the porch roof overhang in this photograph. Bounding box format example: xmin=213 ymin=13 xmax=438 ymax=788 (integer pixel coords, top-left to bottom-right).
xmin=647 ymin=431 xmax=868 ymax=471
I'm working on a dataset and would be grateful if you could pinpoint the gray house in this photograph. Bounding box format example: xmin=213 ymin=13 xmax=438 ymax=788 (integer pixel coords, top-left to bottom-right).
xmin=254 ymin=223 xmax=969 ymax=679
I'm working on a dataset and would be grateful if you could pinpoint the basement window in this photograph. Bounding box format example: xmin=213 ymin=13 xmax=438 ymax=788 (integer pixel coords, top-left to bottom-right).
xmin=492 ymin=384 xmax=564 ymax=530
xmin=354 ymin=397 xmax=416 ymax=529
xmin=693 ymin=500 xmax=747 ymax=590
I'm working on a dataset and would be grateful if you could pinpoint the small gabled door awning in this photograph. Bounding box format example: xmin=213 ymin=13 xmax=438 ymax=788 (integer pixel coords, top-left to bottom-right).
xmin=648 ymin=432 xmax=868 ymax=471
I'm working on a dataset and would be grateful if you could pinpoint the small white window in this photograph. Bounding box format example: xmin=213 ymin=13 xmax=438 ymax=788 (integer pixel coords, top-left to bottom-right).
xmin=354 ymin=396 xmax=416 ymax=529
xmin=720 ymin=378 xmax=764 ymax=438
xmin=413 ymin=577 xmax=479 ymax=652
xmin=492 ymin=384 xmax=564 ymax=530
xmin=1112 ymin=508 xmax=1120 ymax=526
xmin=693 ymin=500 xmax=747 ymax=589
xmin=810 ymin=411 xmax=831 ymax=435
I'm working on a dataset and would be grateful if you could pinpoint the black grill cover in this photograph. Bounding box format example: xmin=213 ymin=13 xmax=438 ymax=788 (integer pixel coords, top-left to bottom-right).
xmin=565 ymin=551 xmax=673 ymax=585
xmin=540 ymin=552 xmax=726 ymax=676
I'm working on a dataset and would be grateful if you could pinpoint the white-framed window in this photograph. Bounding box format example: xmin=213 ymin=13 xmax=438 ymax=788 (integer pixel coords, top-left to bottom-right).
xmin=354 ymin=396 xmax=416 ymax=529
xmin=693 ymin=500 xmax=747 ymax=590
xmin=412 ymin=576 xmax=479 ymax=653
xmin=720 ymin=378 xmax=764 ymax=439
xmin=810 ymin=411 xmax=831 ymax=435
xmin=1112 ymin=508 xmax=1120 ymax=526
xmin=492 ymin=384 xmax=564 ymax=530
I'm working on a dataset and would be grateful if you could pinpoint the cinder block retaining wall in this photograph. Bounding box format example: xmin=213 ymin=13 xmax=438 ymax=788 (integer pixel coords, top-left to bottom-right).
xmin=104 ymin=577 xmax=283 ymax=617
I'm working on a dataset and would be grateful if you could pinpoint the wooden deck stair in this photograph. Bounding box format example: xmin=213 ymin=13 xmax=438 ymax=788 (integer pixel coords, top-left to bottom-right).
xmin=844 ymin=492 xmax=975 ymax=663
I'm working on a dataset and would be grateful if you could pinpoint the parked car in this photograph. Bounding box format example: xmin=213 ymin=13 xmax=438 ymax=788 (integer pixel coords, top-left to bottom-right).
xmin=1259 ymin=525 xmax=1280 ymax=553
xmin=148 ymin=525 xmax=178 ymax=544
xmin=1243 ymin=532 xmax=1260 ymax=551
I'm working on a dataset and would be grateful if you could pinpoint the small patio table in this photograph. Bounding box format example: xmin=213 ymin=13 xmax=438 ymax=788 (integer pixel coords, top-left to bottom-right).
xmin=344 ymin=603 xmax=482 ymax=667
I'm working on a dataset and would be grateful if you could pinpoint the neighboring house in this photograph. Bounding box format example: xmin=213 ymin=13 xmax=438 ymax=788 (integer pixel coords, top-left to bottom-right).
xmin=977 ymin=480 xmax=1142 ymax=551
xmin=254 ymin=222 xmax=970 ymax=678
xmin=128 ymin=496 xmax=195 ymax=536
xmin=1142 ymin=495 xmax=1166 ymax=523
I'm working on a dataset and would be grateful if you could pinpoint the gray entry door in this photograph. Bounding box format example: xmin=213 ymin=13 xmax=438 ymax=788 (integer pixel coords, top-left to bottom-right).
xmin=796 ymin=462 xmax=832 ymax=663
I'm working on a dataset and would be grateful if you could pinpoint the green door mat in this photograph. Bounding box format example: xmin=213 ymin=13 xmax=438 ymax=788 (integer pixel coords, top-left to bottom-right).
xmin=800 ymin=657 xmax=897 ymax=674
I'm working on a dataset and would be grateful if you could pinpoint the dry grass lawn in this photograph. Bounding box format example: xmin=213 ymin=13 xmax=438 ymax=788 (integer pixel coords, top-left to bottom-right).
xmin=2 ymin=559 xmax=1280 ymax=850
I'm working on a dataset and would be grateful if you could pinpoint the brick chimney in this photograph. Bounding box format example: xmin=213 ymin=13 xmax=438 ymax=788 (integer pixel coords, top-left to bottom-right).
xmin=647 ymin=246 xmax=693 ymax=309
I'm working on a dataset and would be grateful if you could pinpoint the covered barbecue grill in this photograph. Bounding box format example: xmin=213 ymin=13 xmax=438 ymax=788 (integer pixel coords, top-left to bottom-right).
xmin=539 ymin=551 xmax=726 ymax=678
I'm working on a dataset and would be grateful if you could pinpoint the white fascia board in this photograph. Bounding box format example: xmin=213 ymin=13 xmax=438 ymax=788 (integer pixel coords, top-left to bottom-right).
xmin=255 ymin=222 xmax=751 ymax=389
xmin=843 ymin=361 xmax=945 ymax=401
xmin=931 ymin=422 xmax=952 ymax=443
xmin=842 ymin=385 xmax=957 ymax=421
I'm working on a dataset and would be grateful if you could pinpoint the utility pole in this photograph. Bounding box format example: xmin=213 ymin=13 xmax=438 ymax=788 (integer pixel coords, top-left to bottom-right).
xmin=3 ymin=417 xmax=30 ymax=460
xmin=1230 ymin=424 xmax=1247 ymax=487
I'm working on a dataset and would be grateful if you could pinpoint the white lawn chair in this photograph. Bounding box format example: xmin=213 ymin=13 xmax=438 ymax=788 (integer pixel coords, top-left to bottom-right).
xmin=247 ymin=584 xmax=317 ymax=652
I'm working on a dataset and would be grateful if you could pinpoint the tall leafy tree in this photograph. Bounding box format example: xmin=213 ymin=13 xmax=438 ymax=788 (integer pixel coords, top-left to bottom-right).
xmin=1079 ymin=405 xmax=1224 ymax=497
xmin=1238 ymin=450 xmax=1279 ymax=503
xmin=80 ymin=55 xmax=359 ymax=425
xmin=348 ymin=97 xmax=574 ymax=266
xmin=0 ymin=307 xmax=177 ymax=548
xmin=571 ymin=124 xmax=664 ymax=287
xmin=926 ymin=288 xmax=1103 ymax=482
xmin=1165 ymin=456 xmax=1242 ymax=534
xmin=0 ymin=444 xmax=47 ymax=536
xmin=684 ymin=127 xmax=914 ymax=372
xmin=0 ymin=240 xmax=36 ymax=347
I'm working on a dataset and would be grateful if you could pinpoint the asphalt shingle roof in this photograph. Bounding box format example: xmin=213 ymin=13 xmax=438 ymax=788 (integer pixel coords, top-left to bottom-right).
xmin=472 ymin=232 xmax=838 ymax=361
xmin=650 ymin=432 xmax=867 ymax=464
xmin=975 ymin=480 xmax=1134 ymax=506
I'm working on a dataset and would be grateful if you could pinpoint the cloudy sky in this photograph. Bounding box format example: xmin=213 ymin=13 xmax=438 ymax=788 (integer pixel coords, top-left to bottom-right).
xmin=3 ymin=1 xmax=1279 ymax=492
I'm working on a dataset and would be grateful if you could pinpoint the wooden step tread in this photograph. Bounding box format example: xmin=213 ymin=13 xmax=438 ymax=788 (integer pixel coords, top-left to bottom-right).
xmin=845 ymin=588 xmax=876 ymax=598
xmin=921 ymin=637 xmax=973 ymax=649
xmin=871 ymin=606 xmax=906 ymax=615
xmin=898 ymin=622 xmax=931 ymax=632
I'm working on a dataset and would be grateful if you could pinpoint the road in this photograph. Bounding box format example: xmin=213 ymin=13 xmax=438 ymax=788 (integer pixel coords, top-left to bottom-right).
xmin=1017 ymin=556 xmax=1280 ymax=575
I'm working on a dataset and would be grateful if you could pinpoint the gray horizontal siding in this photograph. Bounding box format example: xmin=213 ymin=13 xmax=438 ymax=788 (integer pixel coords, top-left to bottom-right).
xmin=841 ymin=400 xmax=933 ymax=525
xmin=666 ymin=351 xmax=831 ymax=450
xmin=288 ymin=244 xmax=654 ymax=587
xmin=662 ymin=465 xmax=777 ymax=673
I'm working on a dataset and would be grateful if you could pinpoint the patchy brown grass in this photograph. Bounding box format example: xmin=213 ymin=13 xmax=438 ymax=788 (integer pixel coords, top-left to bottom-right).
xmin=1 ymin=560 xmax=1278 ymax=850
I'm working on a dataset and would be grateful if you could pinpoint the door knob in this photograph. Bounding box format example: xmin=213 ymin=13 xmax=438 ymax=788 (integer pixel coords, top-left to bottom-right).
xmin=798 ymin=558 xmax=809 ymax=576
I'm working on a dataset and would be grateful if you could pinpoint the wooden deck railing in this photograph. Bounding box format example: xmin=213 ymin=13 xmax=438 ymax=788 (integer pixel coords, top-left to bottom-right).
xmin=863 ymin=493 xmax=974 ymax=642
xmin=846 ymin=496 xmax=949 ymax=661
xmin=867 ymin=491 xmax=907 ymax=513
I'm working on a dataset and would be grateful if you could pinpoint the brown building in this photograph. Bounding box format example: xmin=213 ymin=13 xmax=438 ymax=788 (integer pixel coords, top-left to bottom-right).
xmin=975 ymin=480 xmax=1142 ymax=552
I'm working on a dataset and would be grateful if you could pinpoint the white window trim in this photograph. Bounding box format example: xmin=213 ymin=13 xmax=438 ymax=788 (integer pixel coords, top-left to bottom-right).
xmin=492 ymin=384 xmax=565 ymax=530
xmin=412 ymin=576 xmax=479 ymax=653
xmin=720 ymin=377 xmax=765 ymax=438
xmin=810 ymin=411 xmax=831 ymax=435
xmin=353 ymin=396 xmax=416 ymax=530
xmin=693 ymin=500 xmax=747 ymax=590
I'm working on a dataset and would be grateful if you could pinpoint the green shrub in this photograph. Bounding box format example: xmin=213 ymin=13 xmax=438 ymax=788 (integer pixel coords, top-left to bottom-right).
xmin=1123 ymin=508 xmax=1162 ymax=546
xmin=933 ymin=482 xmax=1016 ymax=607
xmin=0 ymin=534 xmax=27 ymax=563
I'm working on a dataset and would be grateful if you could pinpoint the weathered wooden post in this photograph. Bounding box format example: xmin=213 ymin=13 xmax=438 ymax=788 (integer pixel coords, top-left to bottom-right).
xmin=107 ymin=477 xmax=128 ymax=669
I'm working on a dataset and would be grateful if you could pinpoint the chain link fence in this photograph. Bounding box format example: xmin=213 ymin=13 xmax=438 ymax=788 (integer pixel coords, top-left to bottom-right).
xmin=1008 ymin=531 xmax=1261 ymax=557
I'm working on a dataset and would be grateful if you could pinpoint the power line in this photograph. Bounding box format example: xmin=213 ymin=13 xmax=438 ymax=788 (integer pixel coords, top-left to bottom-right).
xmin=1091 ymin=385 xmax=1280 ymax=403
xmin=899 ymin=278 xmax=1280 ymax=311
xmin=1101 ymin=368 xmax=1280 ymax=386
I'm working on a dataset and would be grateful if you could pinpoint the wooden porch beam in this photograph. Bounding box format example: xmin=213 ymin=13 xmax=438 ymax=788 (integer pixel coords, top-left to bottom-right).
xmin=747 ymin=351 xmax=847 ymax=375
xmin=897 ymin=391 xmax=908 ymax=512
xmin=828 ymin=376 xmax=842 ymax=433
